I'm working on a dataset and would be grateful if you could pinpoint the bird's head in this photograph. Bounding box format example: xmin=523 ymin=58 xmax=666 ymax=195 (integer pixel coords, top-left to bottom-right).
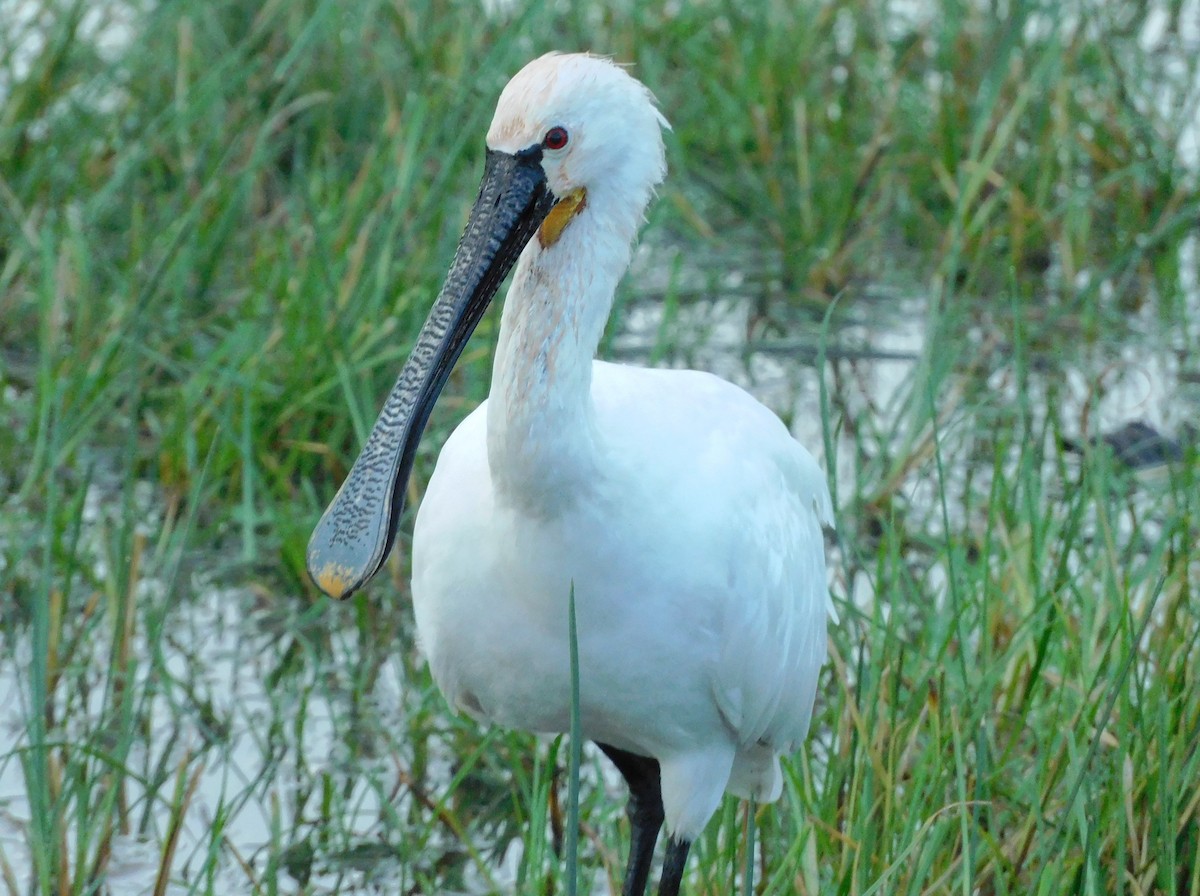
xmin=486 ymin=52 xmax=669 ymax=236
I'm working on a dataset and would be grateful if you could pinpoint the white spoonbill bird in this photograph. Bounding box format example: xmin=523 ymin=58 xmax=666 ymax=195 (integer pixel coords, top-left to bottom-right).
xmin=308 ymin=52 xmax=834 ymax=896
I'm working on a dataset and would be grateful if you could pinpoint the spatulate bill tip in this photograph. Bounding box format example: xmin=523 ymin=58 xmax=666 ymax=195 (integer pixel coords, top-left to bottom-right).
xmin=306 ymin=506 xmax=381 ymax=599
xmin=306 ymin=552 xmax=362 ymax=601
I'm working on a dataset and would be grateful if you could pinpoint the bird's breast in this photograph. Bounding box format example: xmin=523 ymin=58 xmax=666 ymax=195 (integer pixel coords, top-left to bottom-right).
xmin=411 ymin=413 xmax=728 ymax=751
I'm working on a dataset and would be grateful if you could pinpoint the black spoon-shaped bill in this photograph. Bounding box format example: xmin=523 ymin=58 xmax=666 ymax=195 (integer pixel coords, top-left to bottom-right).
xmin=307 ymin=147 xmax=555 ymax=599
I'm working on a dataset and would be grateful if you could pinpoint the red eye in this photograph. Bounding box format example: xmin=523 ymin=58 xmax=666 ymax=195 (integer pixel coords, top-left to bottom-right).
xmin=543 ymin=126 xmax=569 ymax=150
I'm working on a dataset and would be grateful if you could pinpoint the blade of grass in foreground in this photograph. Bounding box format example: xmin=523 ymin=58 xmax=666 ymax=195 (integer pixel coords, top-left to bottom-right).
xmin=742 ymin=801 xmax=756 ymax=895
xmin=566 ymin=581 xmax=582 ymax=896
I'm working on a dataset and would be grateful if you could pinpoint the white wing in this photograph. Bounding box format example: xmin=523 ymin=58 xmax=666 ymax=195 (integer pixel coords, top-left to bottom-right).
xmin=710 ymin=433 xmax=833 ymax=752
xmin=593 ymin=362 xmax=834 ymax=752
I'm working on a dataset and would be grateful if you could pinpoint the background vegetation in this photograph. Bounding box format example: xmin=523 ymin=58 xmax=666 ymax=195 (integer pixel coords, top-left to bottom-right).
xmin=1 ymin=0 xmax=1197 ymax=893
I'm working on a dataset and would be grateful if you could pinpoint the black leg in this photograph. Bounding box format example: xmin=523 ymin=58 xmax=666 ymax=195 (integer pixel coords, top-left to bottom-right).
xmin=596 ymin=743 xmax=664 ymax=896
xmin=657 ymin=837 xmax=691 ymax=896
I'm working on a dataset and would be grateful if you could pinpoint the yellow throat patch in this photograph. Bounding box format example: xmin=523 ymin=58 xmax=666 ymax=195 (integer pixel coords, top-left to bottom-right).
xmin=539 ymin=187 xmax=587 ymax=247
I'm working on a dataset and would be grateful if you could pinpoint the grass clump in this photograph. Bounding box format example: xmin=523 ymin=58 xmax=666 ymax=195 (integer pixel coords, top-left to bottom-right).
xmin=0 ymin=0 xmax=1197 ymax=894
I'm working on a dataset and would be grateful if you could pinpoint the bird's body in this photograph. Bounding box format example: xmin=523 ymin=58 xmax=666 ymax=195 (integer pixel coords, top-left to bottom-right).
xmin=415 ymin=360 xmax=832 ymax=836
xmin=308 ymin=52 xmax=833 ymax=894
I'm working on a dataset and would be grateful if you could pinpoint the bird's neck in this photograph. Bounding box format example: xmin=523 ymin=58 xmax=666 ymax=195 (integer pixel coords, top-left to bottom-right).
xmin=487 ymin=195 xmax=637 ymax=513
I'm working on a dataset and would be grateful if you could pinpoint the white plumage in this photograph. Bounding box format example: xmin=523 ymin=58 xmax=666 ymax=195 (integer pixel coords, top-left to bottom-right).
xmin=307 ymin=51 xmax=834 ymax=894
xmin=409 ymin=52 xmax=834 ymax=845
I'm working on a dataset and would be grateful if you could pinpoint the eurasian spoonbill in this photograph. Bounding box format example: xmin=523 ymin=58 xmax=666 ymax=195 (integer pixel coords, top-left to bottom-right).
xmin=308 ymin=51 xmax=834 ymax=896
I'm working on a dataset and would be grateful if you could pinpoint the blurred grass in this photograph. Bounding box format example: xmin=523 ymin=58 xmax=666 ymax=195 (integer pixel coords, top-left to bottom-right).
xmin=0 ymin=0 xmax=1197 ymax=893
